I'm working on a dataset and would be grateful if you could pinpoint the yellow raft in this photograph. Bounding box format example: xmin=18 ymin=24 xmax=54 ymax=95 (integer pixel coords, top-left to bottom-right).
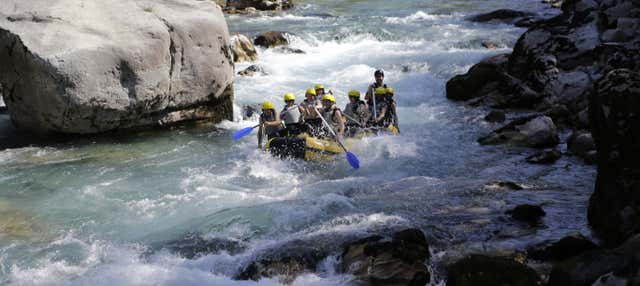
xmin=265 ymin=126 xmax=398 ymax=161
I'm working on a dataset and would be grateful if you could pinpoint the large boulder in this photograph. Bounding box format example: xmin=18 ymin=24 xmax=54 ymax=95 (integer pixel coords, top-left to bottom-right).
xmin=446 ymin=255 xmax=540 ymax=286
xmin=526 ymin=233 xmax=598 ymax=262
xmin=230 ymin=34 xmax=258 ymax=62
xmin=548 ymin=234 xmax=640 ymax=286
xmin=0 ymin=0 xmax=234 ymax=134
xmin=468 ymin=9 xmax=535 ymax=24
xmin=588 ymin=68 xmax=640 ymax=247
xmin=478 ymin=115 xmax=559 ymax=148
xmin=341 ymin=228 xmax=431 ymax=286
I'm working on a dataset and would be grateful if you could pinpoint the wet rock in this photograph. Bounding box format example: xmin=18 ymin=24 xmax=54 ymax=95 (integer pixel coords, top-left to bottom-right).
xmin=242 ymin=104 xmax=261 ymax=120
xmin=526 ymin=233 xmax=598 ymax=262
xmin=505 ymin=204 xmax=546 ymax=226
xmin=230 ymin=34 xmax=258 ymax=62
xmin=0 ymin=0 xmax=234 ymax=134
xmin=254 ymin=31 xmax=288 ymax=48
xmin=478 ymin=115 xmax=559 ymax=148
xmin=484 ymin=110 xmax=506 ymax=123
xmin=0 ymin=91 xmax=5 ymax=112
xmin=446 ymin=255 xmax=540 ymax=286
xmin=236 ymin=239 xmax=331 ymax=283
xmin=341 ymin=228 xmax=431 ymax=286
xmin=548 ymin=234 xmax=640 ymax=286
xmin=446 ymin=54 xmax=509 ymax=101
xmin=526 ymin=148 xmax=561 ymax=164
xmin=481 ymin=41 xmax=498 ymax=49
xmin=568 ymin=131 xmax=595 ymax=157
xmin=588 ymin=69 xmax=640 ymax=247
xmin=273 ymin=46 xmax=306 ymax=54
xmin=237 ymin=65 xmax=265 ymax=77
xmin=484 ymin=181 xmax=524 ymax=191
xmin=584 ymin=150 xmax=598 ymax=165
xmin=225 ymin=0 xmax=293 ymax=11
xmin=468 ymin=9 xmax=535 ymax=24
xmin=161 ymin=233 xmax=243 ymax=259
xmin=223 ymin=7 xmax=258 ymax=14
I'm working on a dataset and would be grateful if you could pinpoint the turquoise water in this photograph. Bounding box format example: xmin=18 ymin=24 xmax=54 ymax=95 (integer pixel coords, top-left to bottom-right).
xmin=0 ymin=1 xmax=594 ymax=285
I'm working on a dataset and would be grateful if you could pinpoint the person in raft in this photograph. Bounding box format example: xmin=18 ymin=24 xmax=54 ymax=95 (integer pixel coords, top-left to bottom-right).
xmin=385 ymin=87 xmax=399 ymax=132
xmin=343 ymin=90 xmax=369 ymax=136
xmin=279 ymin=93 xmax=305 ymax=137
xmin=258 ymin=101 xmax=282 ymax=149
xmin=365 ymin=69 xmax=387 ymax=99
xmin=368 ymin=87 xmax=389 ymax=127
xmin=314 ymin=84 xmax=333 ymax=97
xmin=321 ymin=94 xmax=345 ymax=137
xmin=299 ymin=88 xmax=324 ymax=137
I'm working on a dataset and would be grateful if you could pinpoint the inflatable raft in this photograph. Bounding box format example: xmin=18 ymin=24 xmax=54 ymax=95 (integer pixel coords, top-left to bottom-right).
xmin=265 ymin=126 xmax=398 ymax=161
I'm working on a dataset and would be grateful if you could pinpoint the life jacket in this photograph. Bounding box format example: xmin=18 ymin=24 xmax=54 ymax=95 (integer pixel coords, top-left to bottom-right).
xmin=323 ymin=105 xmax=340 ymax=128
xmin=260 ymin=110 xmax=281 ymax=136
xmin=280 ymin=104 xmax=301 ymax=125
xmin=300 ymin=99 xmax=322 ymax=119
xmin=344 ymin=101 xmax=366 ymax=125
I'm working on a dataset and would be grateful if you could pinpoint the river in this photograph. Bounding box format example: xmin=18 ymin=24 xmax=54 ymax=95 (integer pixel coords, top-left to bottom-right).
xmin=0 ymin=0 xmax=595 ymax=285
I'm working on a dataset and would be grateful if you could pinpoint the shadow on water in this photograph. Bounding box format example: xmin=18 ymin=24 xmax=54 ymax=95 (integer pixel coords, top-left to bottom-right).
xmin=0 ymin=112 xmax=227 ymax=151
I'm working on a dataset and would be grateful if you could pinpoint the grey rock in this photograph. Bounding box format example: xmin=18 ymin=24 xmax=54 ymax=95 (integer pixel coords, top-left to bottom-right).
xmin=485 ymin=110 xmax=506 ymax=123
xmin=478 ymin=115 xmax=559 ymax=148
xmin=468 ymin=9 xmax=535 ymax=23
xmin=254 ymin=31 xmax=288 ymax=48
xmin=0 ymin=0 xmax=234 ymax=134
xmin=526 ymin=148 xmax=562 ymax=164
xmin=568 ymin=131 xmax=596 ymax=157
xmin=447 ymin=255 xmax=540 ymax=286
xmin=526 ymin=233 xmax=598 ymax=262
xmin=237 ymin=65 xmax=265 ymax=77
xmin=483 ymin=181 xmax=524 ymax=191
xmin=225 ymin=0 xmax=292 ymax=11
xmin=230 ymin=34 xmax=258 ymax=62
xmin=273 ymin=46 xmax=306 ymax=54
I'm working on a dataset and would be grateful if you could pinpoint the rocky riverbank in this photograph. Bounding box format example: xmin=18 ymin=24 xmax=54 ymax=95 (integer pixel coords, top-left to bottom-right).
xmin=445 ymin=0 xmax=640 ymax=284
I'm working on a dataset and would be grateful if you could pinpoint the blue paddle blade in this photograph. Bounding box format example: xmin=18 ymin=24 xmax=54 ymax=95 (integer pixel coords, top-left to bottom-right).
xmin=232 ymin=126 xmax=255 ymax=140
xmin=346 ymin=152 xmax=360 ymax=169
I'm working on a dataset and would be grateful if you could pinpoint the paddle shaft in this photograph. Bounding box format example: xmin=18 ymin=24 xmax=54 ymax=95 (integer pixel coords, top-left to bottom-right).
xmin=313 ymin=107 xmax=349 ymax=153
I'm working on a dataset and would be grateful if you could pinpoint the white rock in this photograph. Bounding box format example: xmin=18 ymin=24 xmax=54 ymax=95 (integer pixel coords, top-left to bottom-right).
xmin=0 ymin=0 xmax=234 ymax=134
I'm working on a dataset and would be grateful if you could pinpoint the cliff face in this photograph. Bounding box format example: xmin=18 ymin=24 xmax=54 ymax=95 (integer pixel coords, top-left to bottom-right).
xmin=446 ymin=0 xmax=640 ymax=246
xmin=0 ymin=0 xmax=234 ymax=134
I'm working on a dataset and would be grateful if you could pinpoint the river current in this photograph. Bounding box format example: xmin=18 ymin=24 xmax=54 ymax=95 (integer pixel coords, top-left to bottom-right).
xmin=0 ymin=0 xmax=596 ymax=285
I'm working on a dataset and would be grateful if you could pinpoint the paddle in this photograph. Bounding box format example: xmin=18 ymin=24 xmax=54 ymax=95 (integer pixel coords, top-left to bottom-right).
xmin=232 ymin=124 xmax=259 ymax=141
xmin=313 ymin=107 xmax=360 ymax=169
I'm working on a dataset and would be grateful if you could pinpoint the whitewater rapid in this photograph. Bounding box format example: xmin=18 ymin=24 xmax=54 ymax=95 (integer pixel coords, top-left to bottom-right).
xmin=0 ymin=1 xmax=594 ymax=285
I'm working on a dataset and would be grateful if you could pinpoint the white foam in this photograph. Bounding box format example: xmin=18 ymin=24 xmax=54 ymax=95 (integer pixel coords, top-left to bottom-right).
xmin=385 ymin=11 xmax=454 ymax=24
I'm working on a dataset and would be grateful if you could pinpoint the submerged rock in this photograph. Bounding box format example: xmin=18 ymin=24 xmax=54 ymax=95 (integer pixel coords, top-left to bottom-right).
xmin=506 ymin=204 xmax=546 ymax=226
xmin=225 ymin=0 xmax=293 ymax=11
xmin=0 ymin=0 xmax=234 ymax=134
xmin=272 ymin=46 xmax=306 ymax=54
xmin=478 ymin=115 xmax=559 ymax=148
xmin=588 ymin=68 xmax=640 ymax=247
xmin=230 ymin=34 xmax=258 ymax=62
xmin=341 ymin=228 xmax=431 ymax=286
xmin=526 ymin=234 xmax=598 ymax=262
xmin=446 ymin=255 xmax=540 ymax=286
xmin=483 ymin=181 xmax=524 ymax=191
xmin=468 ymin=9 xmax=535 ymax=24
xmin=526 ymin=148 xmax=561 ymax=164
xmin=237 ymin=65 xmax=265 ymax=77
xmin=160 ymin=233 xmax=244 ymax=259
xmin=254 ymin=31 xmax=288 ymax=48
xmin=548 ymin=234 xmax=640 ymax=286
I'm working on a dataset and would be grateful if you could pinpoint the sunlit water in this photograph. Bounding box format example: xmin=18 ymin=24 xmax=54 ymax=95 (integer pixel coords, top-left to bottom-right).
xmin=0 ymin=1 xmax=594 ymax=285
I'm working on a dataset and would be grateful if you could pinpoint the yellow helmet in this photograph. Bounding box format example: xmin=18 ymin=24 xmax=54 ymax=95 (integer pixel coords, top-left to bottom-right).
xmin=375 ymin=87 xmax=387 ymax=95
xmin=386 ymin=87 xmax=394 ymax=95
xmin=322 ymin=94 xmax=336 ymax=103
xmin=314 ymin=84 xmax=324 ymax=90
xmin=283 ymin=93 xmax=295 ymax=101
xmin=305 ymin=88 xmax=317 ymax=96
xmin=348 ymin=90 xmax=361 ymax=98
xmin=261 ymin=101 xmax=274 ymax=110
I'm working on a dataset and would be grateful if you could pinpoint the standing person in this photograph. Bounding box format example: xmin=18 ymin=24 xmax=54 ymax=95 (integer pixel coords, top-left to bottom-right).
xmin=321 ymin=94 xmax=345 ymax=137
xmin=257 ymin=101 xmax=282 ymax=149
xmin=343 ymin=90 xmax=368 ymax=135
xmin=365 ymin=69 xmax=387 ymax=98
xmin=385 ymin=87 xmax=399 ymax=132
xmin=279 ymin=93 xmax=305 ymax=136
xmin=300 ymin=88 xmax=324 ymax=137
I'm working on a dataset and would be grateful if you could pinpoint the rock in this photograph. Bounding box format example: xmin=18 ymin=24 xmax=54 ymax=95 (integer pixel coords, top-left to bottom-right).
xmin=548 ymin=234 xmax=640 ymax=286
xmin=481 ymin=41 xmax=498 ymax=49
xmin=272 ymin=46 xmax=305 ymax=54
xmin=0 ymin=90 xmax=5 ymax=112
xmin=468 ymin=9 xmax=535 ymax=23
xmin=230 ymin=34 xmax=258 ymax=62
xmin=526 ymin=148 xmax=561 ymax=164
xmin=237 ymin=65 xmax=265 ymax=77
xmin=446 ymin=255 xmax=540 ymax=286
xmin=226 ymin=0 xmax=292 ymax=11
xmin=341 ymin=228 xmax=431 ymax=286
xmin=478 ymin=115 xmax=559 ymax=148
xmin=483 ymin=181 xmax=524 ymax=191
xmin=484 ymin=110 xmax=506 ymax=122
xmin=242 ymin=104 xmax=260 ymax=120
xmin=0 ymin=0 xmax=234 ymax=134
xmin=526 ymin=234 xmax=598 ymax=262
xmin=160 ymin=233 xmax=243 ymax=259
xmin=568 ymin=131 xmax=596 ymax=157
xmin=584 ymin=150 xmax=598 ymax=165
xmin=254 ymin=31 xmax=288 ymax=48
xmin=588 ymin=69 xmax=640 ymax=247
xmin=446 ymin=54 xmax=510 ymax=101
xmin=505 ymin=204 xmax=546 ymax=226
